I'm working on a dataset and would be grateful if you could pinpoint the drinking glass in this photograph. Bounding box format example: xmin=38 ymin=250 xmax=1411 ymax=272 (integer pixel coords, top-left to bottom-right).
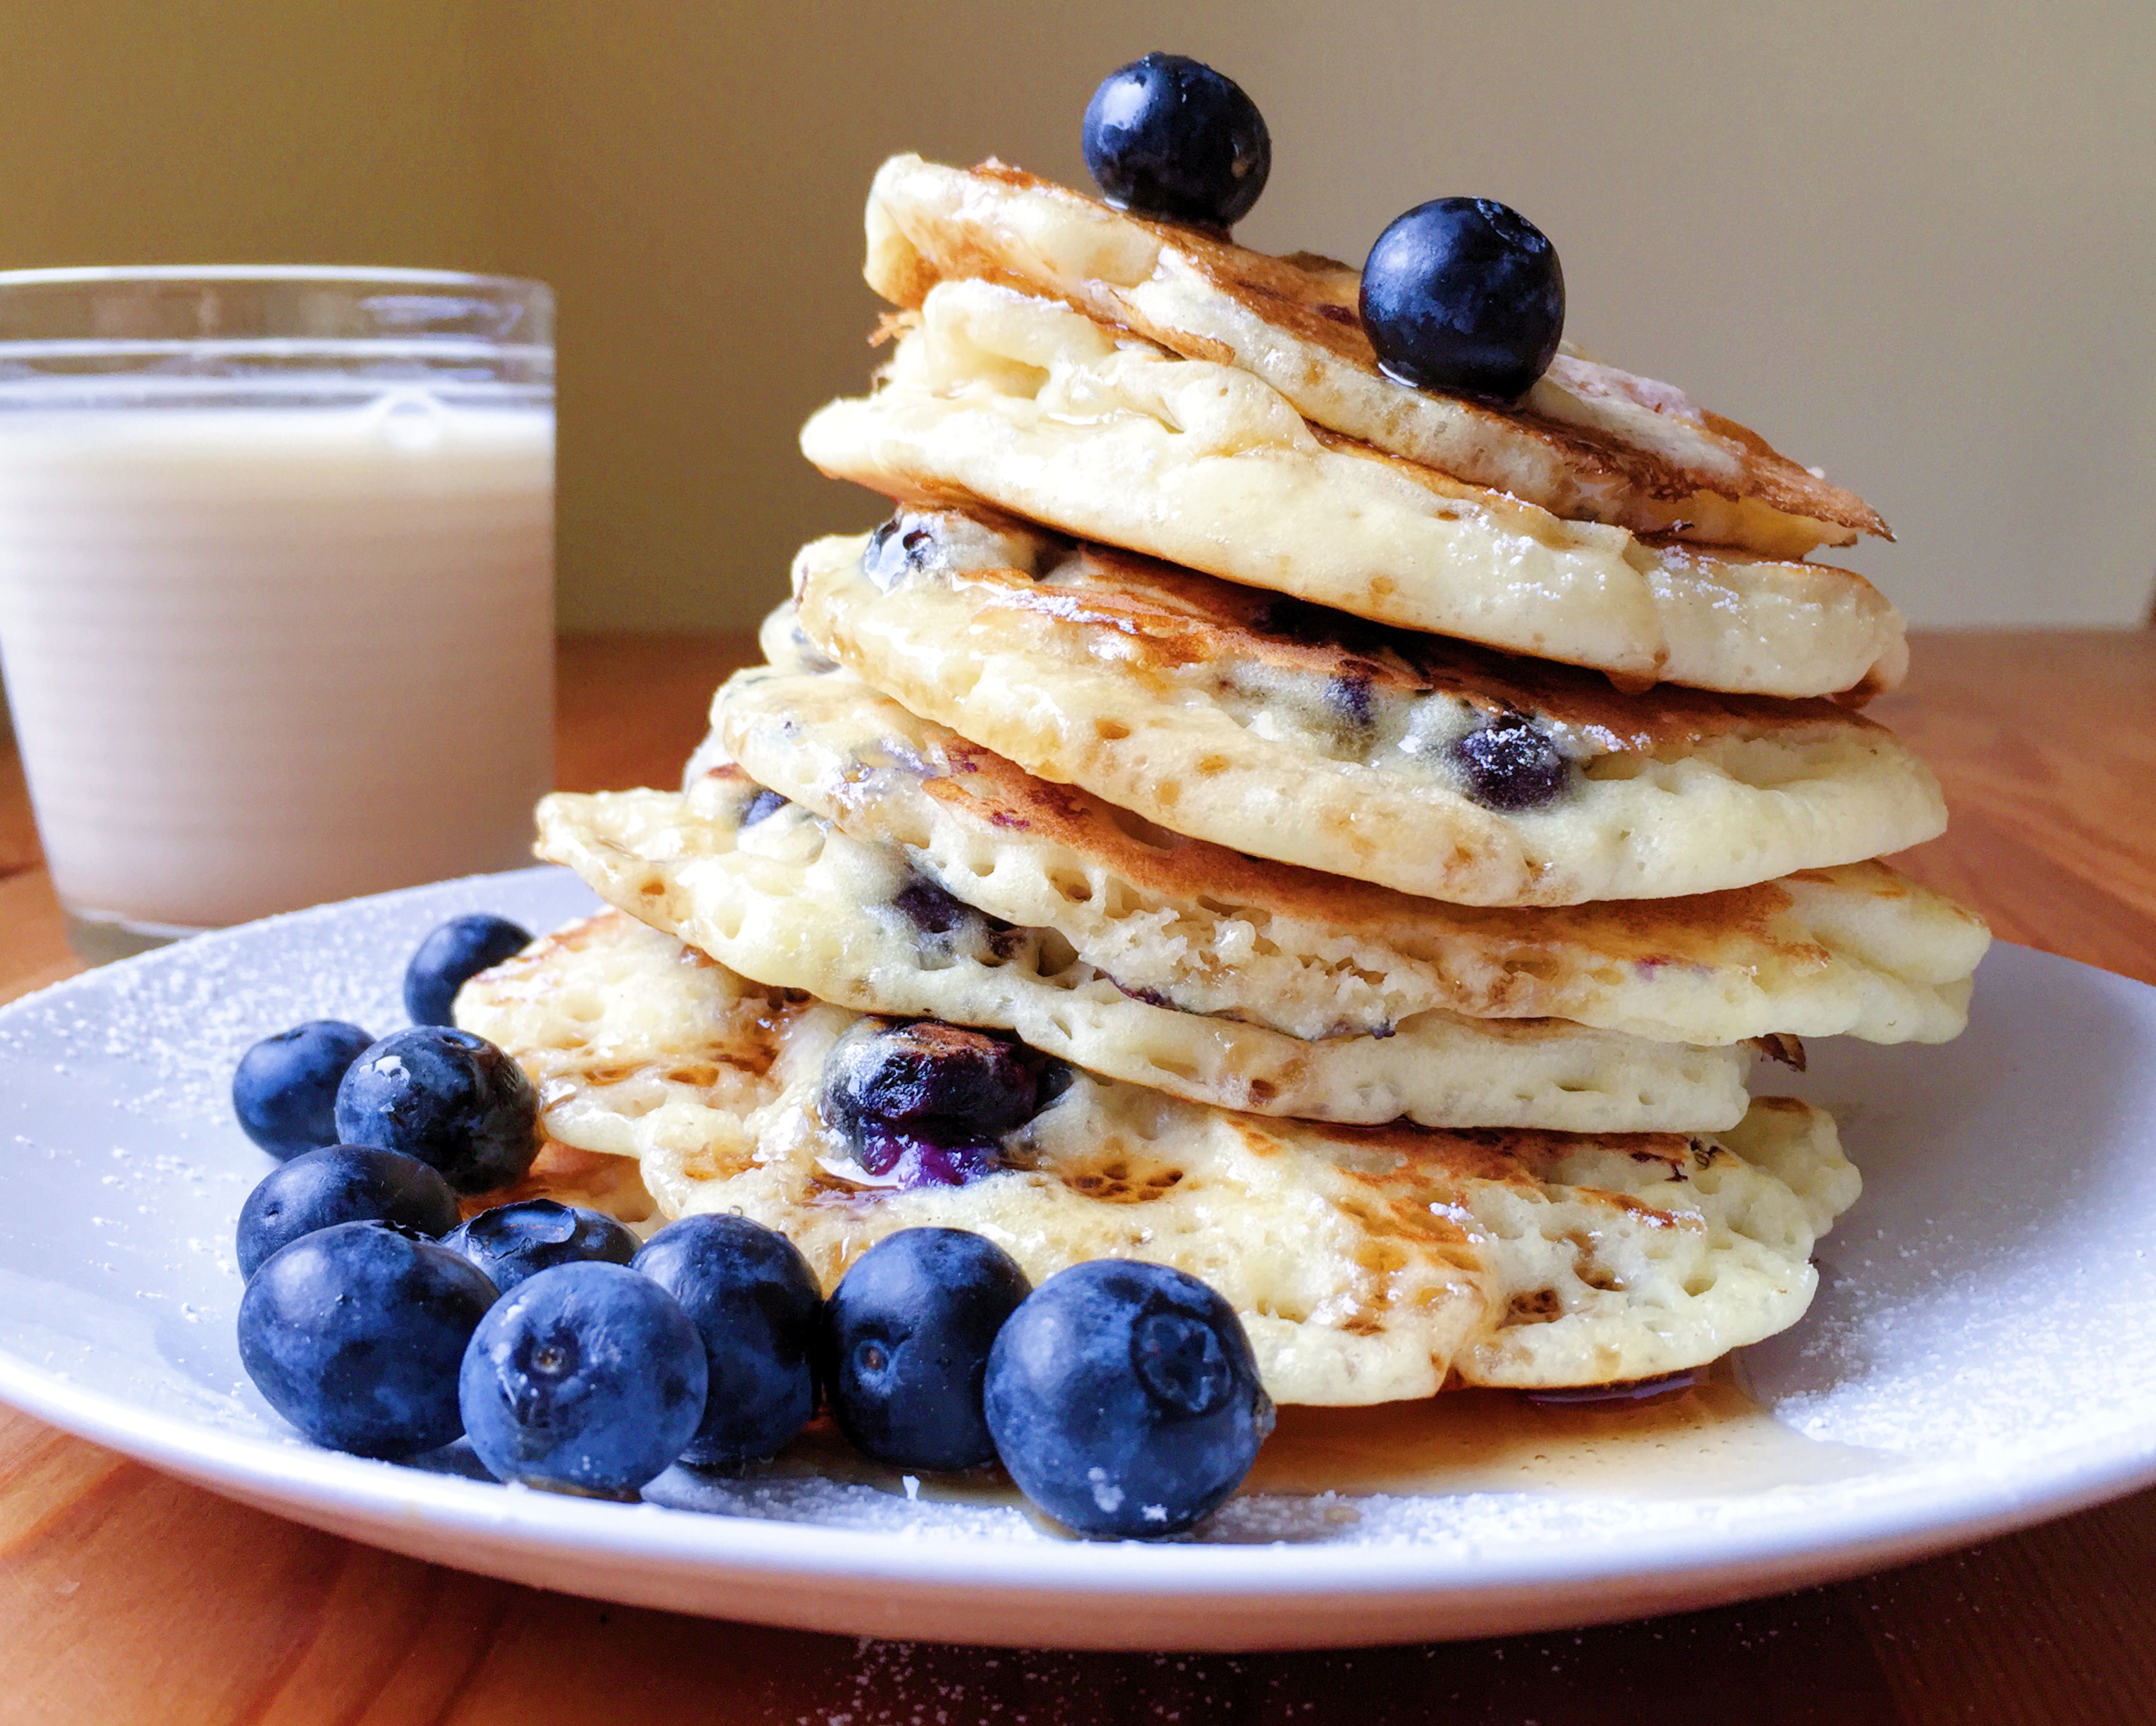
xmin=0 ymin=267 xmax=555 ymax=960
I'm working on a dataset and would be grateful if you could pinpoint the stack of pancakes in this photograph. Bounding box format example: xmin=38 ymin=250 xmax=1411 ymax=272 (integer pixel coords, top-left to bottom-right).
xmin=461 ymin=156 xmax=1990 ymax=1407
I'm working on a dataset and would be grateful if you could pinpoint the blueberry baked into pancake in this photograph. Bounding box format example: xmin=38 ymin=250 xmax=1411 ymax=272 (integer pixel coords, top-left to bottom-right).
xmin=228 ymin=53 xmax=1987 ymax=1534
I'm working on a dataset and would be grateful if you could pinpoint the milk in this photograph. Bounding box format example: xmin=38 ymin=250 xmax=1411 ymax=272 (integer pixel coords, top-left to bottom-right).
xmin=0 ymin=393 xmax=554 ymax=937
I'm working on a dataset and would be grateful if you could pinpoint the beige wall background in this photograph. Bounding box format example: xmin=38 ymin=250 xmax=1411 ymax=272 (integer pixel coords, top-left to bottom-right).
xmin=1 ymin=0 xmax=2150 ymax=632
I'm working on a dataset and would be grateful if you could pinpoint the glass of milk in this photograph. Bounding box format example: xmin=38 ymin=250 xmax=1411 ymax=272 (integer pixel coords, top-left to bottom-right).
xmin=0 ymin=267 xmax=554 ymax=960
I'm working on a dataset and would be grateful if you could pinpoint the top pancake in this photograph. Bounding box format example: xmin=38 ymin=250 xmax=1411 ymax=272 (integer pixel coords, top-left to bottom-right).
xmin=865 ymin=154 xmax=1886 ymax=559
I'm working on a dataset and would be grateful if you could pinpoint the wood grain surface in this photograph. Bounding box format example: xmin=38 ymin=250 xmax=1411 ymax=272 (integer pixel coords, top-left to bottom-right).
xmin=3 ymin=629 xmax=2153 ymax=1726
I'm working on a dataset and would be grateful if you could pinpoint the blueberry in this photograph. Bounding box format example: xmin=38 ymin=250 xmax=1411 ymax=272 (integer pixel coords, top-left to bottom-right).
xmin=1082 ymin=54 xmax=1270 ymax=228
xmin=442 ymin=1199 xmax=639 ymax=1294
xmin=985 ymin=1259 xmax=1272 ymax=1538
xmin=820 ymin=1020 xmax=1044 ymax=1187
xmin=862 ymin=516 xmax=938 ymax=591
xmin=1322 ymin=666 xmax=1379 ymax=738
xmin=890 ymin=877 xmax=978 ymax=937
xmin=404 ymin=914 xmax=532 ymax=1028
xmin=823 ymin=1229 xmax=1032 ymax=1472
xmin=238 ymin=1220 xmax=497 ymax=1457
xmin=459 ymin=1262 xmax=707 ymax=1497
xmin=741 ymin=788 xmax=789 ymax=826
xmin=333 ymin=1026 xmax=540 ymax=1194
xmin=235 ymin=1144 xmax=460 ymax=1280
xmin=1360 ymin=197 xmax=1565 ymax=399
xmin=631 ymin=1213 xmax=822 ymax=1468
xmin=231 ymin=1020 xmax=376 ymax=1160
xmin=1451 ymin=716 xmax=1569 ymax=811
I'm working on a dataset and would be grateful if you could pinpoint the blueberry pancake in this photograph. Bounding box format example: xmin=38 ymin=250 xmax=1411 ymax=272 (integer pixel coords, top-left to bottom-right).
xmin=710 ymin=636 xmax=1987 ymax=1046
xmin=456 ymin=910 xmax=1860 ymax=1404
xmin=534 ymin=770 xmax=1754 ymax=1133
xmin=864 ymin=156 xmax=1883 ymax=562
xmin=786 ymin=514 xmax=1946 ymax=906
xmin=800 ymin=279 xmax=1905 ymax=699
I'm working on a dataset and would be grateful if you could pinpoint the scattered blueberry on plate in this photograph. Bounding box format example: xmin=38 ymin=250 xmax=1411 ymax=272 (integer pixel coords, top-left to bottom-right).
xmin=238 ymin=1220 xmax=498 ymax=1458
xmin=1082 ymin=53 xmax=1270 ymax=228
xmin=234 ymin=1144 xmax=461 ymax=1280
xmin=403 ymin=914 xmax=532 ymax=1027
xmin=823 ymin=1227 xmax=1033 ymax=1471
xmin=443 ymin=1199 xmax=640 ymax=1294
xmin=985 ymin=1259 xmax=1274 ymax=1538
xmin=633 ymin=1213 xmax=822 ymax=1468
xmin=231 ymin=1020 xmax=376 ymax=1160
xmin=1360 ymin=196 xmax=1566 ymax=400
xmin=333 ymin=1025 xmax=540 ymax=1194
xmin=459 ymin=1261 xmax=708 ymax=1498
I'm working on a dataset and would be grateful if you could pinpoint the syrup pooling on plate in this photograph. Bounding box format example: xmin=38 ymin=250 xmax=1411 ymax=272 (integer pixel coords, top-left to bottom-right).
xmin=1241 ymin=1363 xmax=1893 ymax=1500
xmin=635 ymin=1359 xmax=1892 ymax=1527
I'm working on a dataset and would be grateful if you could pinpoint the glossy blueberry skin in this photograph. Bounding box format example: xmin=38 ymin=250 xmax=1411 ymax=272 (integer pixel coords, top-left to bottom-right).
xmin=231 ymin=1020 xmax=376 ymax=1160
xmin=235 ymin=1144 xmax=461 ymax=1280
xmin=985 ymin=1259 xmax=1273 ymax=1538
xmin=459 ymin=1261 xmax=707 ymax=1497
xmin=632 ymin=1214 xmax=821 ymax=1468
xmin=403 ymin=914 xmax=533 ymax=1027
xmin=1360 ymin=197 xmax=1566 ymax=400
xmin=333 ymin=1027 xmax=539 ymax=1194
xmin=238 ymin=1221 xmax=497 ymax=1457
xmin=1081 ymin=53 xmax=1270 ymax=228
xmin=823 ymin=1228 xmax=1032 ymax=1471
xmin=442 ymin=1199 xmax=640 ymax=1294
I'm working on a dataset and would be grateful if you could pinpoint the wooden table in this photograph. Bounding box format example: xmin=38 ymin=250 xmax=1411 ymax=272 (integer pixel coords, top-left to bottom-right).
xmin=2 ymin=630 xmax=2152 ymax=1724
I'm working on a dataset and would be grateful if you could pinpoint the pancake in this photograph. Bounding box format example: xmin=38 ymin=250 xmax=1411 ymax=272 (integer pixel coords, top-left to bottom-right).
xmin=800 ymin=279 xmax=1906 ymax=699
xmin=712 ymin=635 xmax=1988 ymax=1046
xmin=785 ymin=516 xmax=1947 ymax=906
xmin=535 ymin=770 xmax=1753 ymax=1133
xmin=865 ymin=155 xmax=1884 ymax=561
xmin=456 ymin=910 xmax=1860 ymax=1404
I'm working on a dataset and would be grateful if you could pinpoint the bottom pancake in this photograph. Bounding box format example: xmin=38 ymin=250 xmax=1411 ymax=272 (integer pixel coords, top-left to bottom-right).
xmin=457 ymin=910 xmax=1860 ymax=1406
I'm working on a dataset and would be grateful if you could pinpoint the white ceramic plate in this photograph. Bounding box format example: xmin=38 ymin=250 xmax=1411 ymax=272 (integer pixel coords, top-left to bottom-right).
xmin=1 ymin=867 xmax=2152 ymax=1651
